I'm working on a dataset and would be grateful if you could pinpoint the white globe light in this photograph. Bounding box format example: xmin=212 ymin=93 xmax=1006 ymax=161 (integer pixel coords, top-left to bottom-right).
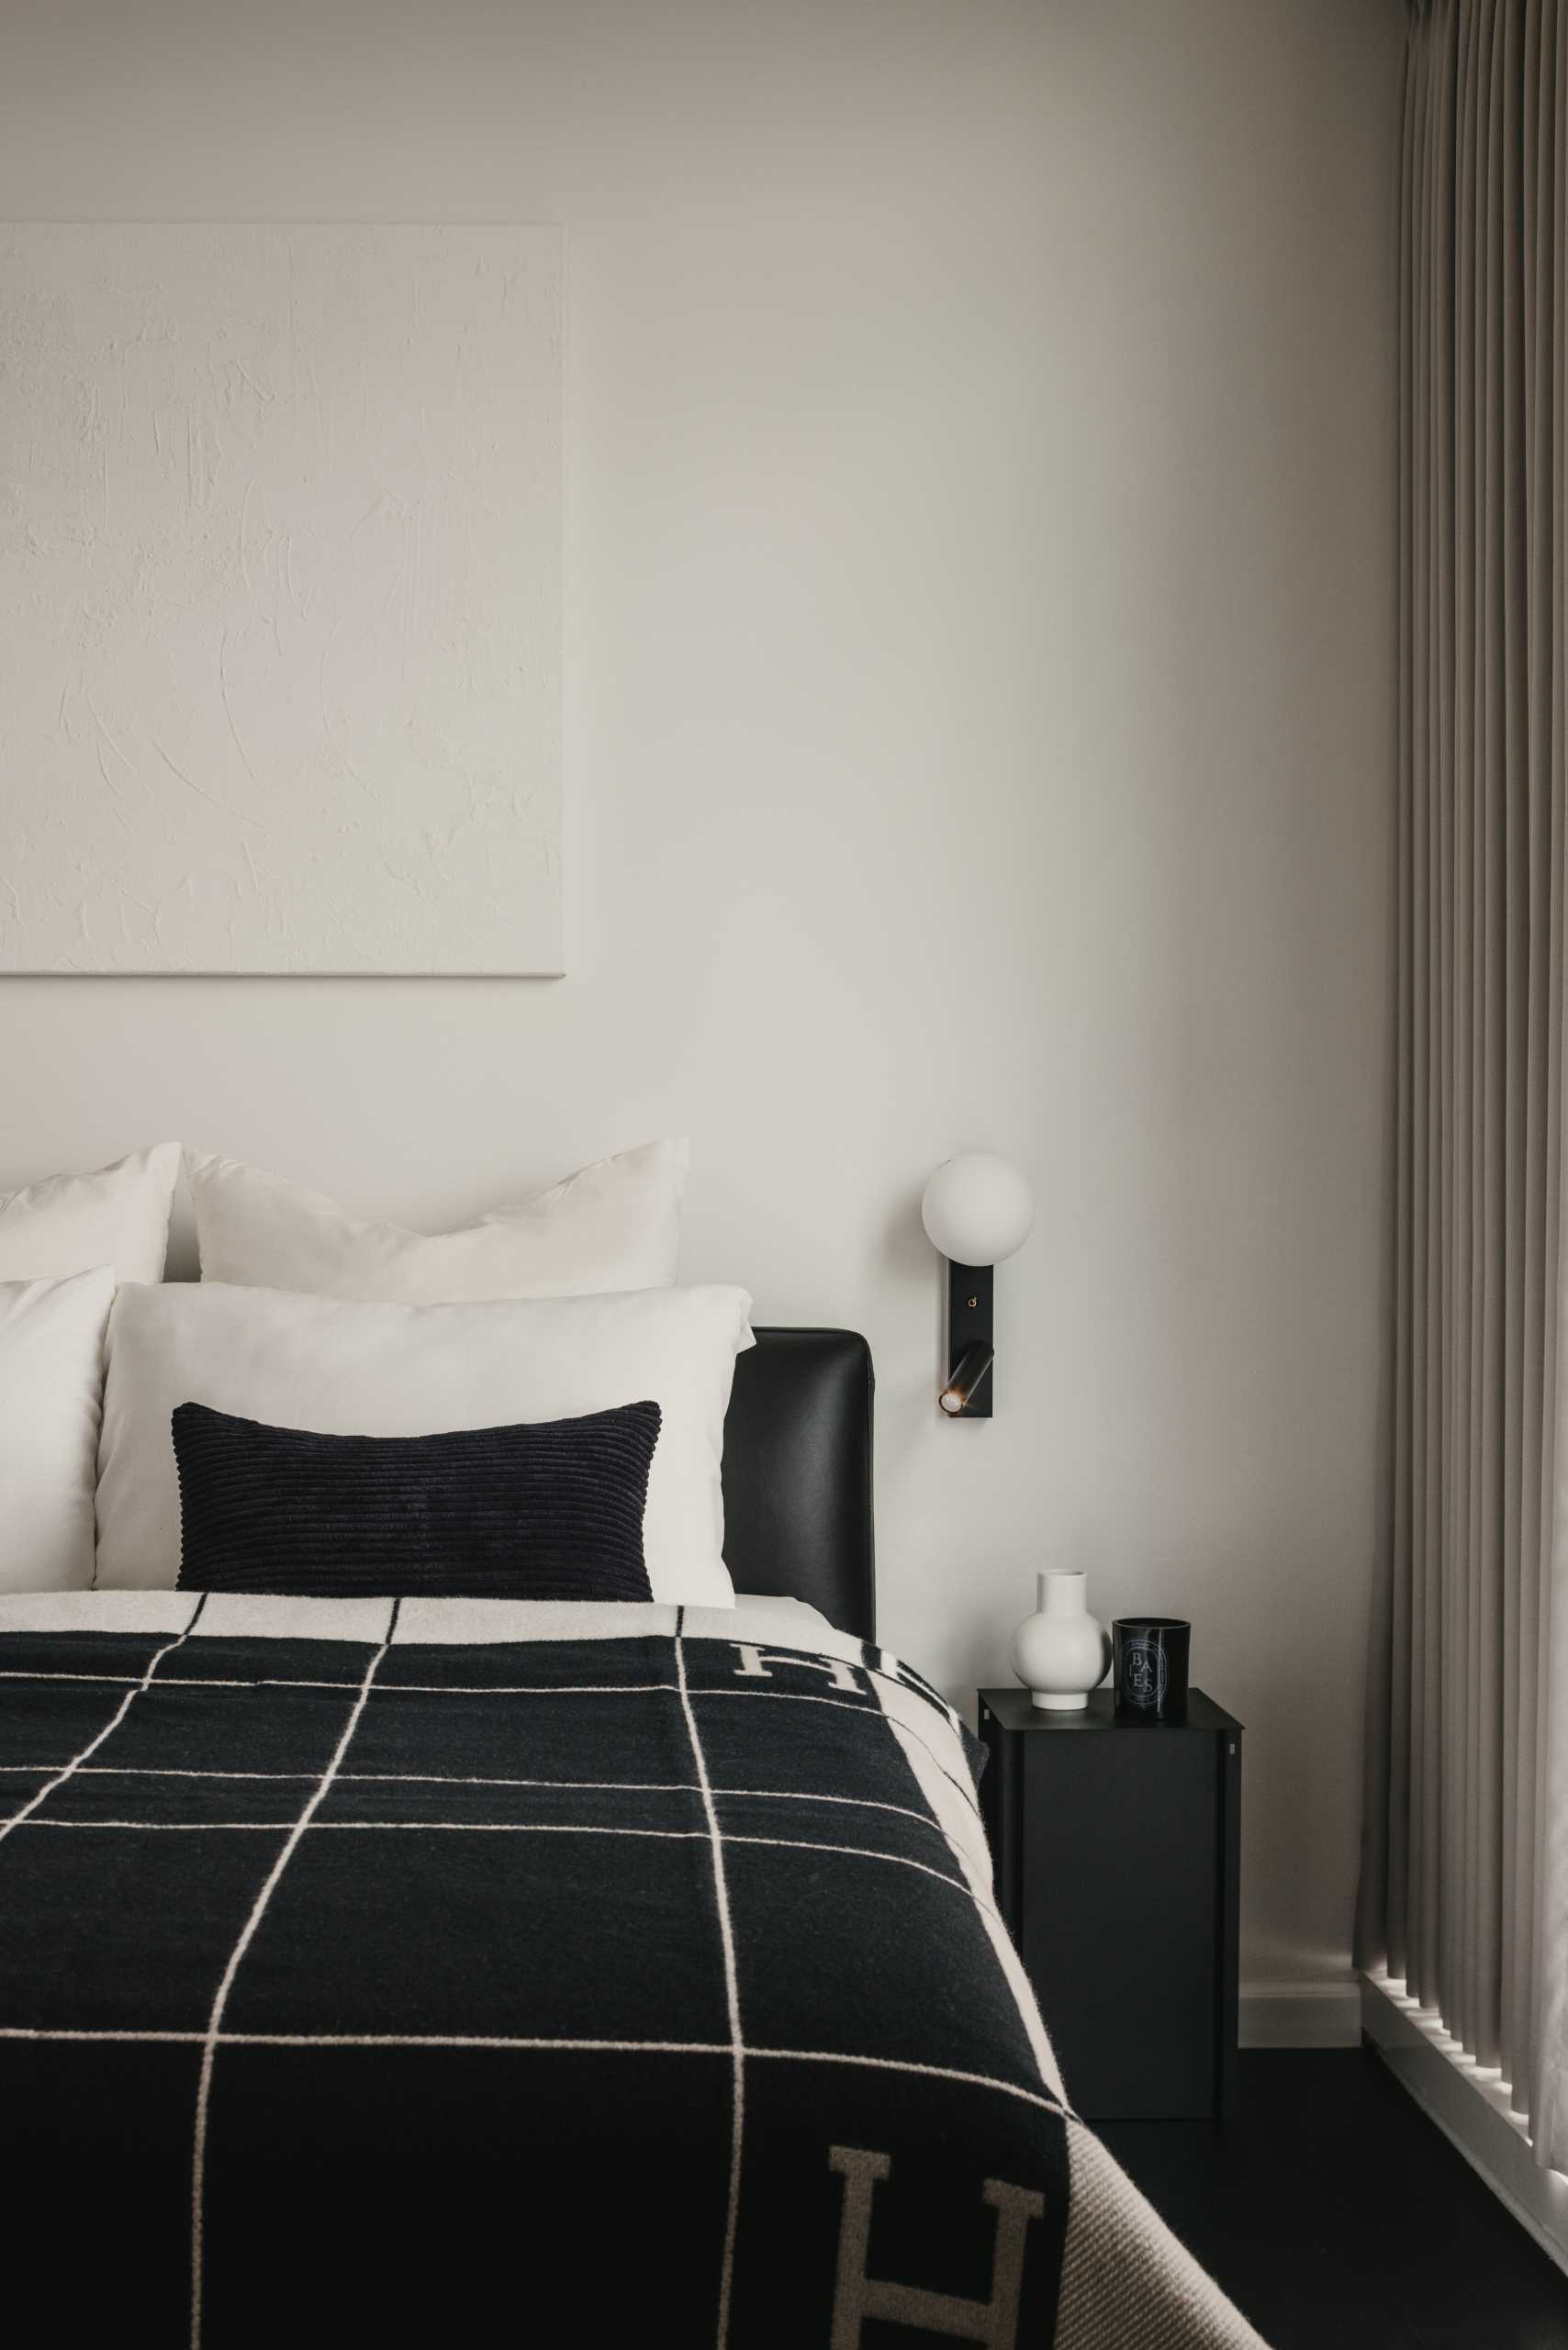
xmin=921 ymin=1153 xmax=1034 ymax=1267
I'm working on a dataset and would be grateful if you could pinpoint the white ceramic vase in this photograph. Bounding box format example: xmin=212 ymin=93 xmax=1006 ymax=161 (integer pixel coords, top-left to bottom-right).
xmin=1009 ymin=1571 xmax=1112 ymax=1712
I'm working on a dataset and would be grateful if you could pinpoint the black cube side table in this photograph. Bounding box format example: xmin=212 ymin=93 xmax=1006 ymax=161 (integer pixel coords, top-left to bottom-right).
xmin=978 ymin=1685 xmax=1242 ymax=2121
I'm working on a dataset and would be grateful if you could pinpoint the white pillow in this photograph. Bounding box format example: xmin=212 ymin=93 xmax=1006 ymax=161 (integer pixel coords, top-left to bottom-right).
xmin=95 ymin=1280 xmax=752 ymax=1606
xmin=0 ymin=1269 xmax=116 ymax=1592
xmin=0 ymin=1144 xmax=180 ymax=1285
xmin=185 ymin=1138 xmax=688 ymax=1303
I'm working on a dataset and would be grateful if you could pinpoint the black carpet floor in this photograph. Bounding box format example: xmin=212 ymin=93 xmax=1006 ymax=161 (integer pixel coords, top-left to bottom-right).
xmin=1099 ymin=2048 xmax=1568 ymax=2348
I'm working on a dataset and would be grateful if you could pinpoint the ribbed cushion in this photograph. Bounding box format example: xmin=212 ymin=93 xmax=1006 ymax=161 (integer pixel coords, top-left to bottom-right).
xmin=171 ymin=1399 xmax=661 ymax=1601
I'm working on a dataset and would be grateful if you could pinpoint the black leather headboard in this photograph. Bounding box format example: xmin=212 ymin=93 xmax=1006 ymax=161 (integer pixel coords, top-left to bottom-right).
xmin=720 ymin=1328 xmax=875 ymax=1641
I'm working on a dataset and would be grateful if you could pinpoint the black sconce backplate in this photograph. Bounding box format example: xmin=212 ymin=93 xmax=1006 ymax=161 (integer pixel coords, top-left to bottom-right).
xmin=946 ymin=1260 xmax=994 ymax=1417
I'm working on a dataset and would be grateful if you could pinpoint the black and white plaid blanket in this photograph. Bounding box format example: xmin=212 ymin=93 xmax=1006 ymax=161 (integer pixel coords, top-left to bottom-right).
xmin=0 ymin=1592 xmax=1261 ymax=2348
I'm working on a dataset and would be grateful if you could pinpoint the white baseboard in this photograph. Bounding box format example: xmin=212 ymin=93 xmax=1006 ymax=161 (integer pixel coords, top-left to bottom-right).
xmin=1361 ymin=1968 xmax=1568 ymax=2277
xmin=1239 ymin=1979 xmax=1362 ymax=2048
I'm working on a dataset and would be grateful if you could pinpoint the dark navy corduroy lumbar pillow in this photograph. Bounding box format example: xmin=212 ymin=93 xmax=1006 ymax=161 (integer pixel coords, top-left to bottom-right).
xmin=171 ymin=1398 xmax=661 ymax=1601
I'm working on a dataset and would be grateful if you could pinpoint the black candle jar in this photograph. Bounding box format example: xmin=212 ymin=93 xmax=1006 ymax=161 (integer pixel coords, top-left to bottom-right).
xmin=1113 ymin=1618 xmax=1191 ymax=1725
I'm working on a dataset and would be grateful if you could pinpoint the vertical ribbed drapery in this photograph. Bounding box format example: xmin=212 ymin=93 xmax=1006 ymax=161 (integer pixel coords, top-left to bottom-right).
xmin=1357 ymin=0 xmax=1566 ymax=2161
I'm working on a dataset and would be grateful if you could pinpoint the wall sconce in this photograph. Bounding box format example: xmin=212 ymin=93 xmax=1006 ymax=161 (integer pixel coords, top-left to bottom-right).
xmin=921 ymin=1153 xmax=1034 ymax=1418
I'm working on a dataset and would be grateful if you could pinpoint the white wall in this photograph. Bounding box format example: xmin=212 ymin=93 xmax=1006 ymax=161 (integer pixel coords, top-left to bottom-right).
xmin=0 ymin=0 xmax=1402 ymax=1992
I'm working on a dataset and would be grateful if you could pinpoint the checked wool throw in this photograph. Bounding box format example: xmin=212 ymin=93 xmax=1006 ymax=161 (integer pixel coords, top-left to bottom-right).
xmin=0 ymin=1590 xmax=1263 ymax=2347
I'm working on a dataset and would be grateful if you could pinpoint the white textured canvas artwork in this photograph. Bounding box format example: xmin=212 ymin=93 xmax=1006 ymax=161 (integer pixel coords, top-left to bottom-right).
xmin=0 ymin=224 xmax=562 ymax=973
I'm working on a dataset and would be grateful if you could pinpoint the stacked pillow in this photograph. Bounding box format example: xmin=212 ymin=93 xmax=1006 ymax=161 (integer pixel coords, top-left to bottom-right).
xmin=0 ymin=1144 xmax=181 ymax=1592
xmin=0 ymin=1136 xmax=750 ymax=1607
xmin=99 ymin=1275 xmax=749 ymax=1608
xmin=184 ymin=1136 xmax=689 ymax=1301
xmin=0 ymin=1269 xmax=118 ymax=1592
xmin=0 ymin=1141 xmax=181 ymax=1287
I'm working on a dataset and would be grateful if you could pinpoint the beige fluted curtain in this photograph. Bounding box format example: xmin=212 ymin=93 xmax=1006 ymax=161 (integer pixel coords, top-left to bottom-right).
xmin=1356 ymin=0 xmax=1566 ymax=2159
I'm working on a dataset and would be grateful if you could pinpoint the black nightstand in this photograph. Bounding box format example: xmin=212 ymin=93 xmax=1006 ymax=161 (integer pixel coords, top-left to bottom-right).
xmin=978 ymin=1685 xmax=1242 ymax=2121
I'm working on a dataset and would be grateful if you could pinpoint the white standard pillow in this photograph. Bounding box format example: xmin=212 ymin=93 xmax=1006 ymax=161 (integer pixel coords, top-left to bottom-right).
xmin=0 ymin=1269 xmax=116 ymax=1592
xmin=0 ymin=1144 xmax=180 ymax=1285
xmin=95 ymin=1280 xmax=753 ymax=1606
xmin=185 ymin=1138 xmax=689 ymax=1303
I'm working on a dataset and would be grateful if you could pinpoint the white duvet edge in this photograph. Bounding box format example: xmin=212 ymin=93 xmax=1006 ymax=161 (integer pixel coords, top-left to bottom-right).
xmin=0 ymin=1585 xmax=837 ymax=1651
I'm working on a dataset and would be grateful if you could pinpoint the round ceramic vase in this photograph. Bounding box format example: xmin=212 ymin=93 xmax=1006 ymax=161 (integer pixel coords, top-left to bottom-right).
xmin=1009 ymin=1571 xmax=1112 ymax=1712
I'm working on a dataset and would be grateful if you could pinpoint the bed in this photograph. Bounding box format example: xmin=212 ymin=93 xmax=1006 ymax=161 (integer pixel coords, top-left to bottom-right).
xmin=0 ymin=1328 xmax=1262 ymax=2347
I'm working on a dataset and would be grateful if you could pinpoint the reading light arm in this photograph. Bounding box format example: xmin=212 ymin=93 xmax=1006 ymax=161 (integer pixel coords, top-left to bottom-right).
xmin=939 ymin=1335 xmax=995 ymax=1417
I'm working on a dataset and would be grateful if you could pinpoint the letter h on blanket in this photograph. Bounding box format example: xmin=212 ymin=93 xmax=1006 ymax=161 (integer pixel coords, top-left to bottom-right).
xmin=731 ymin=1644 xmax=863 ymax=1695
xmin=827 ymin=2146 xmax=1043 ymax=2349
